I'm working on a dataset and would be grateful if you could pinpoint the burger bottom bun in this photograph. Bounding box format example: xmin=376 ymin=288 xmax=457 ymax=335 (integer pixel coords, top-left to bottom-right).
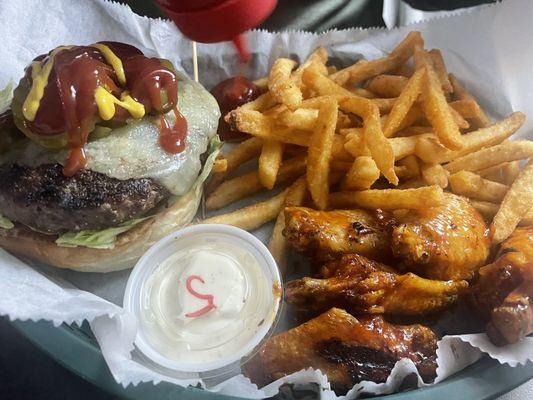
xmin=0 ymin=185 xmax=202 ymax=273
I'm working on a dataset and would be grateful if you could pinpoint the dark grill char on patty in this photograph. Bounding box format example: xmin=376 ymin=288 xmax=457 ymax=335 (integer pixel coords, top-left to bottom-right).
xmin=0 ymin=164 xmax=169 ymax=234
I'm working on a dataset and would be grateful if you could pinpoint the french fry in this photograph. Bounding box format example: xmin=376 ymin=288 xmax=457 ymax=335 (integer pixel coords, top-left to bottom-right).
xmin=470 ymin=200 xmax=533 ymax=226
xmin=292 ymin=47 xmax=329 ymax=84
xmin=341 ymin=156 xmax=380 ymax=190
xmin=383 ymin=68 xmax=425 ymax=137
xmin=449 ymin=106 xmax=470 ymax=130
xmin=328 ymin=186 xmax=445 ymax=210
xmin=212 ymin=157 xmax=227 ymax=173
xmin=392 ymin=63 xmax=415 ymax=77
xmin=365 ymin=75 xmax=408 ymax=98
xmin=450 ymin=99 xmax=483 ymax=120
xmin=389 ymin=134 xmax=434 ymax=160
xmin=277 ymin=108 xmax=318 ymax=131
xmin=445 ymin=140 xmax=533 ymax=173
xmin=421 ymin=63 xmax=463 ymax=150
xmin=396 ymin=126 xmax=432 ymax=137
xmin=331 ymin=135 xmax=353 ymax=160
xmin=341 ymin=97 xmax=398 ymax=185
xmin=491 ymin=160 xmax=533 ymax=243
xmin=206 ymin=155 xmax=306 ymax=210
xmin=450 ymin=74 xmax=491 ymax=128
xmin=206 ymin=137 xmax=263 ymax=194
xmin=259 ymin=140 xmax=284 ymax=189
xmin=416 ymin=112 xmax=525 ymax=164
xmin=421 ymin=162 xmax=449 ymax=188
xmin=269 ymin=58 xmax=302 ymax=109
xmin=373 ymin=98 xmax=398 ymax=114
xmin=253 ymin=77 xmax=269 ymax=89
xmin=343 ymin=130 xmax=371 ymax=158
xmin=330 ymin=31 xmax=423 ymax=85
xmin=449 ymin=171 xmax=508 ymax=202
xmin=203 ymin=189 xmax=288 ymax=231
xmin=478 ymin=161 xmax=521 ymax=185
xmin=429 ymin=49 xmax=453 ymax=93
xmin=396 ymin=155 xmax=421 ymax=179
xmin=307 ymin=100 xmax=338 ymax=209
xmin=268 ymin=177 xmax=307 ymax=270
xmin=349 ymin=87 xmax=377 ymax=98
xmin=302 ymin=64 xmax=354 ymax=97
xmin=227 ymin=92 xmax=277 ymax=117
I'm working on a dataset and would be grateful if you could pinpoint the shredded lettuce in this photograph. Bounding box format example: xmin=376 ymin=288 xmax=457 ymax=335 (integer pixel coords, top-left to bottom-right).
xmin=55 ymin=217 xmax=150 ymax=249
xmin=54 ymin=135 xmax=222 ymax=249
xmin=0 ymin=214 xmax=14 ymax=230
xmin=0 ymin=80 xmax=13 ymax=114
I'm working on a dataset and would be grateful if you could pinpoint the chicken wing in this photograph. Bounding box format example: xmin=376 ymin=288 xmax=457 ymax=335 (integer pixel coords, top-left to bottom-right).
xmin=285 ymin=254 xmax=468 ymax=316
xmin=470 ymin=226 xmax=533 ymax=345
xmin=283 ymin=206 xmax=395 ymax=263
xmin=392 ymin=193 xmax=490 ymax=280
xmin=243 ymin=308 xmax=437 ymax=394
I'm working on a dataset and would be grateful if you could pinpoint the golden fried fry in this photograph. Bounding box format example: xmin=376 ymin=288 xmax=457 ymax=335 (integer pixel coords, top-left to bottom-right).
xmin=212 ymin=157 xmax=227 ymax=173
xmin=450 ymin=74 xmax=491 ymax=128
xmin=277 ymin=108 xmax=318 ymax=131
xmin=445 ymin=140 xmax=533 ymax=173
xmin=268 ymin=177 xmax=307 ymax=270
xmin=329 ymin=186 xmax=445 ymax=210
xmin=307 ymin=100 xmax=338 ymax=209
xmin=203 ymin=189 xmax=288 ymax=231
xmin=396 ymin=155 xmax=421 ymax=179
xmin=259 ymin=140 xmax=284 ymax=189
xmin=253 ymin=77 xmax=269 ymax=89
xmin=420 ymin=162 xmax=449 ymax=188
xmin=365 ymin=75 xmax=408 ymax=98
xmin=206 ymin=155 xmax=306 ymax=210
xmin=383 ymin=68 xmax=425 ymax=138
xmin=449 ymin=171 xmax=509 ymax=202
xmin=341 ymin=156 xmax=380 ymax=190
xmin=389 ymin=134 xmax=434 ymax=160
xmin=429 ymin=49 xmax=453 ymax=93
xmin=478 ymin=161 xmax=521 ymax=186
xmin=450 ymin=99 xmax=483 ymax=120
xmin=415 ymin=112 xmax=525 ymax=164
xmin=269 ymin=58 xmax=302 ymax=109
xmin=491 ymin=160 xmax=533 ymax=243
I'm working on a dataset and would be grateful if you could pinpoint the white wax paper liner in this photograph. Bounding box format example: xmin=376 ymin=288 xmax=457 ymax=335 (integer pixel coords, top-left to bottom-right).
xmin=0 ymin=0 xmax=533 ymax=398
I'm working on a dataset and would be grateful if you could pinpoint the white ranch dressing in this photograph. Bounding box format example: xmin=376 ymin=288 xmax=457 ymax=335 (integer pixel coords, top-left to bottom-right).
xmin=139 ymin=238 xmax=275 ymax=365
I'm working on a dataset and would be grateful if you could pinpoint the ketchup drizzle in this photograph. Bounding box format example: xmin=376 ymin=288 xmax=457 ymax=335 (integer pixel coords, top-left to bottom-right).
xmin=159 ymin=108 xmax=188 ymax=154
xmin=185 ymin=275 xmax=216 ymax=318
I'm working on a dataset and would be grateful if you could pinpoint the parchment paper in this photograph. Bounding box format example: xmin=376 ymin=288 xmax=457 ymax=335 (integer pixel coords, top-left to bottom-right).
xmin=0 ymin=0 xmax=532 ymax=398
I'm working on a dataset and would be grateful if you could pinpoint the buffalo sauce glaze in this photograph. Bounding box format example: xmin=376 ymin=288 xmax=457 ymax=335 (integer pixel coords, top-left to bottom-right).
xmin=21 ymin=42 xmax=185 ymax=176
xmin=210 ymin=76 xmax=263 ymax=141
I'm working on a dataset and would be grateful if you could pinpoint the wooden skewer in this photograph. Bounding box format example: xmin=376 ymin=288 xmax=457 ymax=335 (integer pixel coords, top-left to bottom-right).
xmin=192 ymin=41 xmax=199 ymax=83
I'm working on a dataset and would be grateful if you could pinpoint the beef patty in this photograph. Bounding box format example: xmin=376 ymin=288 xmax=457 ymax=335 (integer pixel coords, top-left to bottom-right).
xmin=0 ymin=164 xmax=169 ymax=234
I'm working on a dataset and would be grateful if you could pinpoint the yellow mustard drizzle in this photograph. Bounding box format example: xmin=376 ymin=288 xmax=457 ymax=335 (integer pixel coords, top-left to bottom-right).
xmin=94 ymin=87 xmax=145 ymax=121
xmin=22 ymin=45 xmax=72 ymax=122
xmin=91 ymin=43 xmax=126 ymax=85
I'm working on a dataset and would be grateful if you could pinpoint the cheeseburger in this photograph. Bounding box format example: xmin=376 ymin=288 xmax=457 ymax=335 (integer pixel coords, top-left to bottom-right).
xmin=0 ymin=42 xmax=220 ymax=272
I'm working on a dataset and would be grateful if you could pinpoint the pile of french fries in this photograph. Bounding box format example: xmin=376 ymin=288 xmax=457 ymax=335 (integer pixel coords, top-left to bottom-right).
xmin=204 ymin=31 xmax=533 ymax=268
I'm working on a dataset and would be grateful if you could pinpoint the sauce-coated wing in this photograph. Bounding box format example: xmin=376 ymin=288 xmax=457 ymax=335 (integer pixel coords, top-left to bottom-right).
xmin=285 ymin=254 xmax=468 ymax=316
xmin=243 ymin=308 xmax=437 ymax=394
xmin=470 ymin=226 xmax=533 ymax=345
xmin=283 ymin=206 xmax=394 ymax=262
xmin=392 ymin=193 xmax=490 ymax=280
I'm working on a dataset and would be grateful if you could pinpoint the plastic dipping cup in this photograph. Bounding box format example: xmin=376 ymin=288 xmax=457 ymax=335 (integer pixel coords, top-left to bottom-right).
xmin=123 ymin=224 xmax=282 ymax=378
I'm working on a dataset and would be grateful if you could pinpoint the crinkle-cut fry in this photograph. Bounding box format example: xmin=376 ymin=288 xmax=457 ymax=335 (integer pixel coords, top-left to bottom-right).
xmin=206 ymin=137 xmax=263 ymax=194
xmin=268 ymin=177 xmax=307 ymax=270
xmin=277 ymin=108 xmax=318 ymax=131
xmin=383 ymin=68 xmax=425 ymax=138
xmin=450 ymin=99 xmax=483 ymax=120
xmin=397 ymin=155 xmax=421 ymax=178
xmin=478 ymin=161 xmax=521 ymax=186
xmin=471 ymin=200 xmax=533 ymax=226
xmin=365 ymin=75 xmax=408 ymax=98
xmin=420 ymin=162 xmax=449 ymax=188
xmin=330 ymin=31 xmax=423 ymax=86
xmin=212 ymin=157 xmax=228 ymax=173
xmin=340 ymin=97 xmax=398 ymax=185
xmin=491 ymin=160 xmax=533 ymax=243
xmin=341 ymin=156 xmax=380 ymax=190
xmin=389 ymin=134 xmax=434 ymax=160
xmin=328 ymin=186 xmax=445 ymax=210
xmin=429 ymin=49 xmax=453 ymax=93
xmin=203 ymin=188 xmax=288 ymax=232
xmin=415 ymin=112 xmax=525 ymax=164
xmin=206 ymin=155 xmax=307 ymax=210
xmin=421 ymin=63 xmax=463 ymax=150
xmin=229 ymin=109 xmax=311 ymax=146
xmin=307 ymin=100 xmax=338 ymax=210
xmin=449 ymin=171 xmax=509 ymax=203
xmin=444 ymin=140 xmax=533 ymax=173
xmin=269 ymin=58 xmax=302 ymax=109
xmin=449 ymin=74 xmax=491 ymax=128
xmin=259 ymin=140 xmax=284 ymax=190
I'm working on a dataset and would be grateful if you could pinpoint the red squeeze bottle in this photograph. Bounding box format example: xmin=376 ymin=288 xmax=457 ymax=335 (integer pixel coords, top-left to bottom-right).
xmin=154 ymin=0 xmax=278 ymax=63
